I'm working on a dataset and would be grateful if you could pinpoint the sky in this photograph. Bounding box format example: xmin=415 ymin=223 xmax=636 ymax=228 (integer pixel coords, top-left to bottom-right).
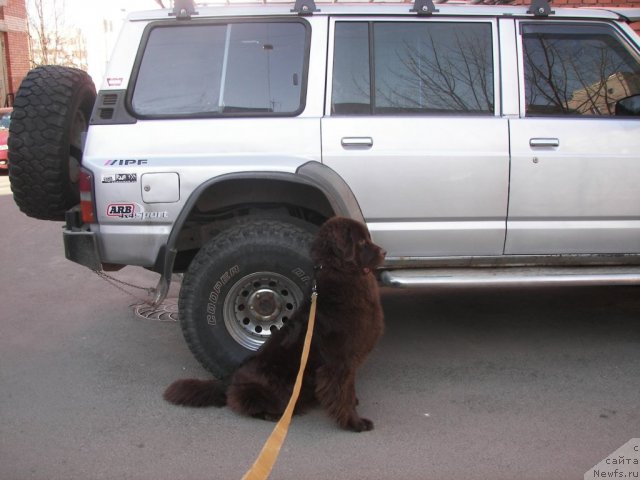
xmin=61 ymin=0 xmax=161 ymax=82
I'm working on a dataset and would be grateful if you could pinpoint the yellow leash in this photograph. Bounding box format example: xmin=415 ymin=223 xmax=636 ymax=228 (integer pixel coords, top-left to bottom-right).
xmin=241 ymin=291 xmax=318 ymax=480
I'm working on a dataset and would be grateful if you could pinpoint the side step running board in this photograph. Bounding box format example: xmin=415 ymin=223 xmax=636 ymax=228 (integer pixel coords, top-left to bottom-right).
xmin=380 ymin=266 xmax=640 ymax=289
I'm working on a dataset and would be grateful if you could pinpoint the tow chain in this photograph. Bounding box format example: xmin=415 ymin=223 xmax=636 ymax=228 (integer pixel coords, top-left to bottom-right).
xmin=93 ymin=270 xmax=156 ymax=305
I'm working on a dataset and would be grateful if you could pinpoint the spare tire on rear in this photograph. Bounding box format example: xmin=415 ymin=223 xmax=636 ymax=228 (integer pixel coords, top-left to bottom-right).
xmin=8 ymin=66 xmax=96 ymax=220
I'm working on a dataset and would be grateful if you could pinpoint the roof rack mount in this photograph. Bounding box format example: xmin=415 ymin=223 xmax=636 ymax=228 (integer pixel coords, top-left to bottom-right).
xmin=291 ymin=0 xmax=319 ymax=15
xmin=169 ymin=0 xmax=198 ymax=20
xmin=170 ymin=0 xmax=198 ymax=19
xmin=411 ymin=0 xmax=439 ymax=15
xmin=527 ymin=0 xmax=554 ymax=17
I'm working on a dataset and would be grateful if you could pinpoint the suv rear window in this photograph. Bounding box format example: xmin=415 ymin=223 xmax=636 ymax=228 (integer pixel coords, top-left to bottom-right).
xmin=332 ymin=21 xmax=494 ymax=115
xmin=131 ymin=20 xmax=308 ymax=117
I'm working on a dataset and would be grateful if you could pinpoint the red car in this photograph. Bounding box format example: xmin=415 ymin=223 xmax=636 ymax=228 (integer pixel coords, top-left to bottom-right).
xmin=0 ymin=107 xmax=12 ymax=170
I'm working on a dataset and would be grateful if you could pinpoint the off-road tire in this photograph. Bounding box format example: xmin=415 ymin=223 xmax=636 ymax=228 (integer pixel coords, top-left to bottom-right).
xmin=8 ymin=66 xmax=96 ymax=220
xmin=179 ymin=219 xmax=316 ymax=377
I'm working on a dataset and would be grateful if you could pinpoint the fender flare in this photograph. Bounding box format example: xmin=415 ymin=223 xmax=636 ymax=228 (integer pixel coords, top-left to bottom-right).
xmin=295 ymin=161 xmax=365 ymax=223
xmin=150 ymin=161 xmax=364 ymax=305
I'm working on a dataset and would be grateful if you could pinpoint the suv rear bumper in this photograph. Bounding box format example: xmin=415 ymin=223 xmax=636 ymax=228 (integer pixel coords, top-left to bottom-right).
xmin=63 ymin=208 xmax=102 ymax=270
xmin=62 ymin=207 xmax=174 ymax=306
xmin=63 ymin=228 xmax=102 ymax=271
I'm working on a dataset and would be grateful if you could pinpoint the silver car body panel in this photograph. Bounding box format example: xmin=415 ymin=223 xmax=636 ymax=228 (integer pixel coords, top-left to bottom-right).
xmin=84 ymin=15 xmax=329 ymax=267
xmin=507 ymin=117 xmax=640 ymax=254
xmin=505 ymin=19 xmax=640 ymax=254
xmin=322 ymin=116 xmax=510 ymax=256
xmin=322 ymin=17 xmax=510 ymax=257
xmin=81 ymin=4 xmax=640 ymax=269
xmin=84 ymin=117 xmax=322 ymax=265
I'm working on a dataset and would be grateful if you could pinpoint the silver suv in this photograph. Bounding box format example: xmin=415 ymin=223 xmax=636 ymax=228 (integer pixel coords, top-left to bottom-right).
xmin=8 ymin=0 xmax=640 ymax=375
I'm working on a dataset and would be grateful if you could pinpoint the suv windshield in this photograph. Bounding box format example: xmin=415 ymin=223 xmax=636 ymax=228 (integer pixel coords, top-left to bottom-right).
xmin=131 ymin=20 xmax=308 ymax=117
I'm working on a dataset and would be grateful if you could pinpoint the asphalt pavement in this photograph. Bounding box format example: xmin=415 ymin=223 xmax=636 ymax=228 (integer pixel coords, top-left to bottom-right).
xmin=1 ymin=174 xmax=639 ymax=480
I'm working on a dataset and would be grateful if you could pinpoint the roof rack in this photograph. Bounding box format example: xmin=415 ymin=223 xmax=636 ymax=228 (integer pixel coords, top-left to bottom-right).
xmin=170 ymin=0 xmax=555 ymax=17
xmin=408 ymin=0 xmax=550 ymax=15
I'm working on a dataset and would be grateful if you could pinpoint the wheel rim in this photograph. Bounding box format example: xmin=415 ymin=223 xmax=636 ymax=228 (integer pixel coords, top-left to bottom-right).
xmin=223 ymin=271 xmax=303 ymax=351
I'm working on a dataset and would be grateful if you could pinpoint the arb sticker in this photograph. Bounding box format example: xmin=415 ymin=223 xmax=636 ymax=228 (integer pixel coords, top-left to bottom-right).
xmin=106 ymin=202 xmax=169 ymax=220
xmin=107 ymin=203 xmax=135 ymax=217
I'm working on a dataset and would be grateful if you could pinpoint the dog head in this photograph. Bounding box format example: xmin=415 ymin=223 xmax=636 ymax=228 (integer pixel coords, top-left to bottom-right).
xmin=311 ymin=217 xmax=386 ymax=274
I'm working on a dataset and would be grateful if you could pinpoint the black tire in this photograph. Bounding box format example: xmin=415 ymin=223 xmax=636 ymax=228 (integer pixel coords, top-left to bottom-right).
xmin=178 ymin=219 xmax=316 ymax=377
xmin=8 ymin=66 xmax=96 ymax=220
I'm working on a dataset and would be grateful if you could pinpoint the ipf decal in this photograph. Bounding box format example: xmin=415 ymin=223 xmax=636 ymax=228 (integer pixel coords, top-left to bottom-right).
xmin=104 ymin=159 xmax=148 ymax=167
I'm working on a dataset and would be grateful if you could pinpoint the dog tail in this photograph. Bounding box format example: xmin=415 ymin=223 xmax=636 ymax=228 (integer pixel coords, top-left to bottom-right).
xmin=163 ymin=378 xmax=227 ymax=407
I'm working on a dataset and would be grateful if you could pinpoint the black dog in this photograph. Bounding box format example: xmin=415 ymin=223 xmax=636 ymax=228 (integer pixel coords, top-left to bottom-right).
xmin=164 ymin=217 xmax=386 ymax=432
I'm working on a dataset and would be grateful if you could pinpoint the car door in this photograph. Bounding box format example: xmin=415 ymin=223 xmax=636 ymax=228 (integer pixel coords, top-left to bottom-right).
xmin=321 ymin=18 xmax=510 ymax=258
xmin=506 ymin=21 xmax=640 ymax=254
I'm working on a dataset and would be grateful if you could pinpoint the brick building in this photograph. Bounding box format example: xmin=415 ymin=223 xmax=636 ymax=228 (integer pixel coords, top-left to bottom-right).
xmin=538 ymin=0 xmax=640 ymax=9
xmin=0 ymin=0 xmax=28 ymax=107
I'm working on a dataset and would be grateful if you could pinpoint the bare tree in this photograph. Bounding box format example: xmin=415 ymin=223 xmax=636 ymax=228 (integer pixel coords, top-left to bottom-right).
xmin=376 ymin=27 xmax=494 ymax=114
xmin=523 ymin=34 xmax=640 ymax=115
xmin=27 ymin=0 xmax=87 ymax=69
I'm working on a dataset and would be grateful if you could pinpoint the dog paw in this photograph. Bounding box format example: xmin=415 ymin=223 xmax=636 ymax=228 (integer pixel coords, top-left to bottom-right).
xmin=347 ymin=417 xmax=374 ymax=432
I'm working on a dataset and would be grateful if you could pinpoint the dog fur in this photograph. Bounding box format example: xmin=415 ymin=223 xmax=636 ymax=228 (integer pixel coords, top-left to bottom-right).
xmin=163 ymin=217 xmax=386 ymax=432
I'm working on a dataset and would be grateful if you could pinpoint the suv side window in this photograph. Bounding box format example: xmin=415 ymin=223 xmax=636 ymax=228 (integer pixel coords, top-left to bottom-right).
xmin=522 ymin=23 xmax=640 ymax=116
xmin=132 ymin=20 xmax=308 ymax=117
xmin=332 ymin=21 xmax=494 ymax=115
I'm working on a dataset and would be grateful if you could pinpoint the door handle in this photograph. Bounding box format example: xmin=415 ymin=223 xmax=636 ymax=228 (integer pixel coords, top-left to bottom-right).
xmin=341 ymin=137 xmax=373 ymax=148
xmin=530 ymin=138 xmax=559 ymax=148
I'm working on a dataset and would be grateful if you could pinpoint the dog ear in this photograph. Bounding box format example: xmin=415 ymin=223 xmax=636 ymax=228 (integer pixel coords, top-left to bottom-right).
xmin=336 ymin=223 xmax=361 ymax=263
